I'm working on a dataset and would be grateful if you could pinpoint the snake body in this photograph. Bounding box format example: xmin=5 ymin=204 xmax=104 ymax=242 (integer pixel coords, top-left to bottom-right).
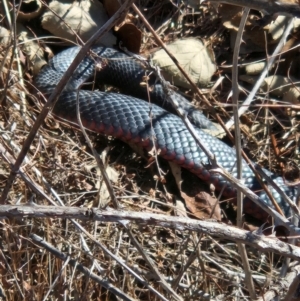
xmin=35 ymin=46 xmax=296 ymax=220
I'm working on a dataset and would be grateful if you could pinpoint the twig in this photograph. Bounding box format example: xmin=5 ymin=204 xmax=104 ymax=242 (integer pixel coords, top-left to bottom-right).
xmin=0 ymin=141 xmax=57 ymax=205
xmin=0 ymin=0 xmax=26 ymax=110
xmin=226 ymin=16 xmax=296 ymax=218
xmin=231 ymin=7 xmax=256 ymax=300
xmin=3 ymin=204 xmax=300 ymax=259
xmin=0 ymin=131 xmax=106 ymax=276
xmin=0 ymin=0 xmax=135 ymax=204
xmin=171 ymin=243 xmax=198 ymax=289
xmin=232 ymin=7 xmax=247 ymax=227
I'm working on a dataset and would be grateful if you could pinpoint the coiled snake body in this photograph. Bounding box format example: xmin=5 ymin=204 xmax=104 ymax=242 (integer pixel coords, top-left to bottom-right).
xmin=35 ymin=46 xmax=296 ymax=220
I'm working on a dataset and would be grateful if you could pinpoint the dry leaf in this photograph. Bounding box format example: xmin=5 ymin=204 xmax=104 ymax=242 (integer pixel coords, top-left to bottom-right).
xmin=152 ymin=38 xmax=216 ymax=89
xmin=97 ymin=165 xmax=119 ymax=208
xmin=182 ymin=191 xmax=221 ymax=220
xmin=41 ymin=0 xmax=116 ymax=46
xmin=17 ymin=23 xmax=47 ymax=75
xmin=0 ymin=26 xmax=10 ymax=46
xmin=244 ymin=61 xmax=268 ymax=76
xmin=240 ymin=74 xmax=299 ymax=97
xmin=174 ymin=200 xmax=188 ymax=217
xmin=283 ymin=86 xmax=300 ymax=104
xmin=168 ymin=161 xmax=182 ymax=190
xmin=269 ymin=15 xmax=290 ymax=41
xmin=84 ymin=149 xmax=119 ymax=208
xmin=116 ymin=23 xmax=142 ymax=53
xmin=103 ymin=0 xmax=141 ymax=52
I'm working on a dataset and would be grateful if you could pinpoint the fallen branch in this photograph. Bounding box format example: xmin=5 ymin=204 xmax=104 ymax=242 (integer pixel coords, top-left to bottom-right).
xmin=3 ymin=204 xmax=300 ymax=260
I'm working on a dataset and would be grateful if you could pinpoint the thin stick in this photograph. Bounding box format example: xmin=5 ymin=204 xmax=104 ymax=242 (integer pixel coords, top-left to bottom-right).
xmin=232 ymin=7 xmax=256 ymax=299
xmin=232 ymin=8 xmax=248 ymax=226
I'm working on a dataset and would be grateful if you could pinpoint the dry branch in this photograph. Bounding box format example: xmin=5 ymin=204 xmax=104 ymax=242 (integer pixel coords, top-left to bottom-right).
xmin=3 ymin=204 xmax=300 ymax=260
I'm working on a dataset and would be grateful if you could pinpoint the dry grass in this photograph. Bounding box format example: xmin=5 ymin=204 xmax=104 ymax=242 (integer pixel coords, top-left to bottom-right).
xmin=0 ymin=1 xmax=300 ymax=300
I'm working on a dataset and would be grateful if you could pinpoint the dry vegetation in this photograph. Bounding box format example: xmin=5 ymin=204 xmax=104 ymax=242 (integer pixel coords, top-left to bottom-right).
xmin=0 ymin=0 xmax=300 ymax=300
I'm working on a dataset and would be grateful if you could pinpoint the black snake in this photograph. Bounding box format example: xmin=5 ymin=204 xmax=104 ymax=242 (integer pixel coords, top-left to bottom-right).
xmin=34 ymin=46 xmax=297 ymax=220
